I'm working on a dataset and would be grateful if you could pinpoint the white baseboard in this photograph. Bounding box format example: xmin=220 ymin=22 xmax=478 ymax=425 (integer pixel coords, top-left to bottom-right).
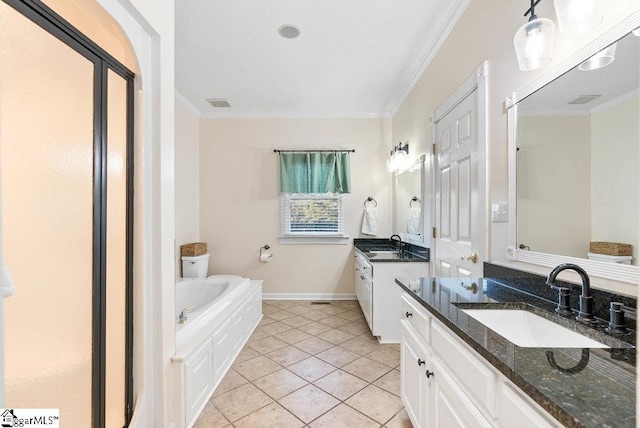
xmin=262 ymin=293 xmax=356 ymax=301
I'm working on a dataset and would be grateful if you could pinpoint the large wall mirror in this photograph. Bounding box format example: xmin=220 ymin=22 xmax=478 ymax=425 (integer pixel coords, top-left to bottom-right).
xmin=395 ymin=155 xmax=426 ymax=245
xmin=506 ymin=14 xmax=640 ymax=285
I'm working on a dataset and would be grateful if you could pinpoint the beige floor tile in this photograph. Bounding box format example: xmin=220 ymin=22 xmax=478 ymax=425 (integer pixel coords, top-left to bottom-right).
xmin=366 ymin=347 xmax=401 ymax=368
xmin=313 ymin=369 xmax=368 ymax=401
xmin=268 ymin=310 xmax=296 ymax=321
xmin=345 ymin=385 xmax=403 ymax=425
xmin=266 ymin=345 xmax=311 ymax=367
xmin=247 ymin=336 xmax=289 ymax=354
xmin=212 ymin=383 xmax=273 ymax=422
xmin=307 ymin=302 xmax=336 ymax=311
xmin=317 ymin=328 xmax=355 ymax=345
xmin=340 ymin=335 xmax=381 ymax=356
xmin=287 ymin=356 xmax=337 ymax=382
xmin=373 ymin=369 xmax=400 ymax=396
xmin=257 ymin=316 xmax=276 ymax=326
xmin=387 ymin=343 xmax=401 ymax=352
xmin=331 ymin=300 xmax=360 ymax=309
xmin=286 ymin=305 xmax=315 ymax=315
xmin=257 ymin=321 xmax=293 ymax=336
xmin=274 ymin=328 xmax=313 ymax=345
xmin=267 ymin=300 xmax=299 ymax=309
xmin=319 ymin=305 xmax=348 ymax=315
xmin=315 ymin=346 xmax=360 ymax=367
xmin=298 ymin=321 xmax=334 ymax=336
xmin=294 ymin=336 xmax=335 ymax=355
xmin=234 ymin=402 xmax=304 ymax=428
xmin=309 ymin=403 xmax=381 ymax=428
xmin=341 ymin=357 xmax=392 ymax=383
xmin=336 ymin=309 xmax=365 ymax=321
xmin=234 ymin=346 xmax=262 ymax=364
xmin=213 ymin=369 xmax=248 ymax=397
xmin=278 ymin=385 xmax=340 ymax=423
xmin=233 ymin=355 xmax=282 ymax=381
xmin=300 ymin=310 xmax=332 ymax=321
xmin=385 ymin=407 xmax=413 ymax=428
xmin=280 ymin=315 xmax=314 ymax=328
xmin=253 ymin=368 xmax=309 ymax=400
xmin=318 ymin=316 xmax=352 ymax=328
xmin=247 ymin=330 xmax=270 ymax=343
xmin=262 ymin=305 xmax=280 ymax=315
xmin=336 ymin=320 xmax=370 ymax=335
xmin=193 ymin=402 xmax=231 ymax=428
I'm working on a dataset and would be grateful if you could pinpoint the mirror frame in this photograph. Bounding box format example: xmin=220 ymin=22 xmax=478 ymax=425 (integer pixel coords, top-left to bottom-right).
xmin=505 ymin=10 xmax=640 ymax=285
xmin=394 ymin=154 xmax=427 ymax=245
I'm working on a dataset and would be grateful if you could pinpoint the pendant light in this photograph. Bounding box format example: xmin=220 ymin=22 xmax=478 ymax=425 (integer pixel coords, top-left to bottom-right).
xmin=578 ymin=42 xmax=617 ymax=71
xmin=554 ymin=0 xmax=602 ymax=36
xmin=514 ymin=0 xmax=556 ymax=71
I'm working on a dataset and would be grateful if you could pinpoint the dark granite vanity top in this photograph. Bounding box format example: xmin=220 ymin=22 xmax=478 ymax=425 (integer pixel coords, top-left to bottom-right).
xmin=395 ymin=276 xmax=636 ymax=428
xmin=354 ymin=238 xmax=429 ymax=263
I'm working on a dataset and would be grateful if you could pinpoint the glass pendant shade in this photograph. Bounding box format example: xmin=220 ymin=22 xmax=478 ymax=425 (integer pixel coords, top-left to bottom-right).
xmin=514 ymin=18 xmax=556 ymax=71
xmin=578 ymin=42 xmax=617 ymax=71
xmin=554 ymin=0 xmax=602 ymax=35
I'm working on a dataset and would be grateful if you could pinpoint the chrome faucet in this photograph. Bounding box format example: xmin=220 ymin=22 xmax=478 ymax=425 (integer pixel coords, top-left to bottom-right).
xmin=546 ymin=263 xmax=595 ymax=324
xmin=390 ymin=234 xmax=403 ymax=252
xmin=178 ymin=306 xmax=195 ymax=324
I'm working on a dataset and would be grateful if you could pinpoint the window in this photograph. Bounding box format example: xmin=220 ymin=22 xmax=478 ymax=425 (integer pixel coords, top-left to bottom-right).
xmin=281 ymin=193 xmax=349 ymax=243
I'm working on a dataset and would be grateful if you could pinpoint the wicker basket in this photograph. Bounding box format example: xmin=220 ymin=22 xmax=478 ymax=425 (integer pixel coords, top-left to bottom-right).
xmin=180 ymin=242 xmax=208 ymax=257
xmin=589 ymin=242 xmax=632 ymax=256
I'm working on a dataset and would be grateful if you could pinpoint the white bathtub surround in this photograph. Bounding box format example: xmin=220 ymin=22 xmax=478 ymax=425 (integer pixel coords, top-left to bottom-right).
xmin=172 ymin=276 xmax=262 ymax=428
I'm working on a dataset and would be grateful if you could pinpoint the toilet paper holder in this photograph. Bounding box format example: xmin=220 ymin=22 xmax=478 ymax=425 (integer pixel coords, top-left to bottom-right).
xmin=260 ymin=245 xmax=273 ymax=262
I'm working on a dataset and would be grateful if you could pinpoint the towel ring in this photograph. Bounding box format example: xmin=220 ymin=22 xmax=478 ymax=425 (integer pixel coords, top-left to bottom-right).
xmin=364 ymin=197 xmax=377 ymax=208
xmin=410 ymin=196 xmax=421 ymax=207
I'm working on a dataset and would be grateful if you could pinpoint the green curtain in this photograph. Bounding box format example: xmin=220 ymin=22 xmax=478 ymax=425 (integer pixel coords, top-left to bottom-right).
xmin=279 ymin=152 xmax=351 ymax=193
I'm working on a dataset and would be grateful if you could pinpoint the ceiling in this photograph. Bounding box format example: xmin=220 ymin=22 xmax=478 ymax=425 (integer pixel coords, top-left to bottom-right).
xmin=518 ymin=30 xmax=640 ymax=116
xmin=175 ymin=0 xmax=467 ymax=118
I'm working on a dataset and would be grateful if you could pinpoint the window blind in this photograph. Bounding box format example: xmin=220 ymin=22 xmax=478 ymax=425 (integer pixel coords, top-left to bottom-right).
xmin=281 ymin=193 xmax=348 ymax=237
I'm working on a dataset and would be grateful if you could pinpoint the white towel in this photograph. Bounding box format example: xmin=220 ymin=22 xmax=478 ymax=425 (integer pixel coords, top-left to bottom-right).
xmin=407 ymin=206 xmax=421 ymax=235
xmin=361 ymin=205 xmax=379 ymax=236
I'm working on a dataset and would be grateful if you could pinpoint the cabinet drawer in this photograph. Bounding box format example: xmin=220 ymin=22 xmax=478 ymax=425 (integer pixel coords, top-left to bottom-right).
xmin=499 ymin=381 xmax=559 ymax=428
xmin=401 ymin=293 xmax=430 ymax=342
xmin=431 ymin=320 xmax=497 ymax=418
xmin=355 ymin=253 xmax=373 ymax=281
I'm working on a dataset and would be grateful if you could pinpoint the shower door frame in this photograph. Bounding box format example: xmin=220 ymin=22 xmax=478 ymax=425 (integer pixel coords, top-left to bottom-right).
xmin=2 ymin=0 xmax=135 ymax=426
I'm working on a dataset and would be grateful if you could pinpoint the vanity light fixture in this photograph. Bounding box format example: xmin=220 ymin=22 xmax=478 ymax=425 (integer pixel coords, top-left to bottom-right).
xmin=554 ymin=0 xmax=602 ymax=36
xmin=386 ymin=142 xmax=409 ymax=173
xmin=578 ymin=42 xmax=617 ymax=71
xmin=514 ymin=0 xmax=556 ymax=71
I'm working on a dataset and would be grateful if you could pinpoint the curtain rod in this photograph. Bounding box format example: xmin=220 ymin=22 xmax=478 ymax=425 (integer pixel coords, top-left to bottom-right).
xmin=273 ymin=149 xmax=355 ymax=153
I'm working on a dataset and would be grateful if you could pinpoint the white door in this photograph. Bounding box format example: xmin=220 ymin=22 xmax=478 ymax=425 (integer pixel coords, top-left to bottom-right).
xmin=433 ymin=89 xmax=483 ymax=277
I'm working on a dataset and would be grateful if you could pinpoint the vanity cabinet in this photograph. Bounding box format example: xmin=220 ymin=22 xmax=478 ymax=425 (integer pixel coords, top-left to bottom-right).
xmin=355 ymin=252 xmax=428 ymax=342
xmin=399 ymin=292 xmax=561 ymax=428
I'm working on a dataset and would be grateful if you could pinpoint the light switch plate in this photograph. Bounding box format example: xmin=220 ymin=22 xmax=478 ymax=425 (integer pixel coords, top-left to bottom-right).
xmin=491 ymin=202 xmax=508 ymax=223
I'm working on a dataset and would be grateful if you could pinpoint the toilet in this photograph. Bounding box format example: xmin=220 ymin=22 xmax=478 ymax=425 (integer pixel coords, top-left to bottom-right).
xmin=181 ymin=253 xmax=241 ymax=279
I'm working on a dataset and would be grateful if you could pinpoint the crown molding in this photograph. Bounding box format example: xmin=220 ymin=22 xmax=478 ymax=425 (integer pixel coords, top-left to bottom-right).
xmin=175 ymin=91 xmax=202 ymax=118
xmin=199 ymin=111 xmax=392 ymax=120
xmin=590 ymin=88 xmax=640 ymax=114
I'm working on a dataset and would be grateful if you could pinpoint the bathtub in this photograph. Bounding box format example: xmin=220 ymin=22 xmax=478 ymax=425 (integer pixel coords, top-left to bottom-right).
xmin=172 ymin=275 xmax=263 ymax=428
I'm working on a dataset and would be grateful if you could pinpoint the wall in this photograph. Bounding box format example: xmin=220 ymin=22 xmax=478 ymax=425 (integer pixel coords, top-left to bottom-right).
xmin=199 ymin=118 xmax=393 ymax=296
xmin=175 ymin=95 xmax=200 ymax=277
xmin=516 ymin=115 xmax=591 ymax=258
xmin=390 ymin=0 xmax=640 ymax=290
xmin=591 ymin=96 xmax=639 ymax=263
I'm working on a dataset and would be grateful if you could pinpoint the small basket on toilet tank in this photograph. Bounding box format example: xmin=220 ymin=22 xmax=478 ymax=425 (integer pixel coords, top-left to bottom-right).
xmin=182 ymin=253 xmax=209 ymax=278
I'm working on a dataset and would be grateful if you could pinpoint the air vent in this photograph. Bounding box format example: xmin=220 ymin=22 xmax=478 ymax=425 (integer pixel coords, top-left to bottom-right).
xmin=568 ymin=95 xmax=601 ymax=105
xmin=207 ymin=98 xmax=231 ymax=108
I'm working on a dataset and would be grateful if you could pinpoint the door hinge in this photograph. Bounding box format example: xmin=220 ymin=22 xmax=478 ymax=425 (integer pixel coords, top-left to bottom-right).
xmin=432 ymin=227 xmax=437 ymax=238
xmin=432 ymin=144 xmax=436 ymax=155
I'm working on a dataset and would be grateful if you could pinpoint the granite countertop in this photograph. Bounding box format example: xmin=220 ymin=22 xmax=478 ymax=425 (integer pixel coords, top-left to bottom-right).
xmin=396 ymin=277 xmax=636 ymax=428
xmin=354 ymin=238 xmax=429 ymax=263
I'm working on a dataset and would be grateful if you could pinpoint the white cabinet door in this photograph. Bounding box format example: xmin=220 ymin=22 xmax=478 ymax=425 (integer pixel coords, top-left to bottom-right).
xmin=401 ymin=322 xmax=431 ymax=428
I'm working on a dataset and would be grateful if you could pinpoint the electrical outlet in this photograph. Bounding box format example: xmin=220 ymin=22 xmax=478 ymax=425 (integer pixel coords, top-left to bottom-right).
xmin=491 ymin=202 xmax=508 ymax=223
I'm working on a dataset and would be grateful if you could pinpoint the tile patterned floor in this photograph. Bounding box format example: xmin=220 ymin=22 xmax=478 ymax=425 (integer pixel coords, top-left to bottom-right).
xmin=194 ymin=300 xmax=413 ymax=428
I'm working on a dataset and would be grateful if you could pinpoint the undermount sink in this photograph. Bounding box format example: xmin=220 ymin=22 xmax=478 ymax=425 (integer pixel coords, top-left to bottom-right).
xmin=369 ymin=250 xmax=397 ymax=254
xmin=462 ymin=308 xmax=610 ymax=348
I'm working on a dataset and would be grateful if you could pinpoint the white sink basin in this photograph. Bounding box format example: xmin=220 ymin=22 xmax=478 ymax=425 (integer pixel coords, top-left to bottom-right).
xmin=462 ymin=309 xmax=609 ymax=348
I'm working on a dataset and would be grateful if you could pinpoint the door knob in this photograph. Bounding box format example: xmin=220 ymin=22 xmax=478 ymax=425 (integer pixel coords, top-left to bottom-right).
xmin=460 ymin=252 xmax=478 ymax=263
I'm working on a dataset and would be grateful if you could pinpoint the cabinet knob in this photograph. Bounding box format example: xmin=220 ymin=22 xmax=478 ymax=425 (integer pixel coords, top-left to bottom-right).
xmin=361 ymin=275 xmax=366 ymax=280
xmin=417 ymin=359 xmax=425 ymax=366
xmin=405 ymin=312 xmax=413 ymax=318
xmin=425 ymin=370 xmax=434 ymax=378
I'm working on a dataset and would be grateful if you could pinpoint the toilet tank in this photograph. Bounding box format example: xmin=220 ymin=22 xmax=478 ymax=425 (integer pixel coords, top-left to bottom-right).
xmin=181 ymin=254 xmax=210 ymax=278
